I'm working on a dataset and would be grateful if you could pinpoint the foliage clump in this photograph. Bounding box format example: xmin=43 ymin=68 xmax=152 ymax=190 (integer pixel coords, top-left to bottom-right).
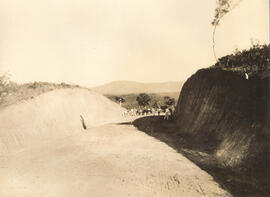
xmin=164 ymin=96 xmax=176 ymax=106
xmin=213 ymin=44 xmax=270 ymax=78
xmin=0 ymin=73 xmax=18 ymax=96
xmin=136 ymin=93 xmax=151 ymax=107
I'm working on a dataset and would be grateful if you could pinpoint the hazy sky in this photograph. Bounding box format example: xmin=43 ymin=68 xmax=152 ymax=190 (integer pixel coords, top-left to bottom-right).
xmin=0 ymin=0 xmax=268 ymax=86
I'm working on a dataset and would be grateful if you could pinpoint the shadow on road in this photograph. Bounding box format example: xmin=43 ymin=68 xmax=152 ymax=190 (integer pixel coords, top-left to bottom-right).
xmin=116 ymin=122 xmax=133 ymax=125
xmin=133 ymin=116 xmax=268 ymax=197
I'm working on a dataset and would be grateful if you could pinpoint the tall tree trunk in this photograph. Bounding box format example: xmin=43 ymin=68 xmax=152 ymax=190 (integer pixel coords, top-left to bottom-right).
xmin=212 ymin=24 xmax=218 ymax=62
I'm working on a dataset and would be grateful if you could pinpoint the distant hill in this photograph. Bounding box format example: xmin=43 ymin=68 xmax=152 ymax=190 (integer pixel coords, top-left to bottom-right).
xmin=92 ymin=81 xmax=184 ymax=95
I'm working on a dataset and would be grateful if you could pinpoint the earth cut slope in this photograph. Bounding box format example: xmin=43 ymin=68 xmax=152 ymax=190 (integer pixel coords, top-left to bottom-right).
xmin=175 ymin=45 xmax=270 ymax=193
xmin=0 ymin=88 xmax=124 ymax=156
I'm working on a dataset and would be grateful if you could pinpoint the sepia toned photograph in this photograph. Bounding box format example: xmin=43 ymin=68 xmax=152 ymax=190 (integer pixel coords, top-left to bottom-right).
xmin=0 ymin=0 xmax=269 ymax=196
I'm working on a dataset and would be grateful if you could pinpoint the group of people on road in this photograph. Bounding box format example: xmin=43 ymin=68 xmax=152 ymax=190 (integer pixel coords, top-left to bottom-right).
xmin=122 ymin=107 xmax=158 ymax=117
xmin=122 ymin=105 xmax=176 ymax=121
xmin=164 ymin=105 xmax=176 ymax=120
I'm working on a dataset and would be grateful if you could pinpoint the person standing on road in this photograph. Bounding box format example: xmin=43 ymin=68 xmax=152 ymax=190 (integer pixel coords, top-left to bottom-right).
xmin=158 ymin=107 xmax=161 ymax=116
xmin=170 ymin=105 xmax=176 ymax=120
xmin=164 ymin=108 xmax=170 ymax=120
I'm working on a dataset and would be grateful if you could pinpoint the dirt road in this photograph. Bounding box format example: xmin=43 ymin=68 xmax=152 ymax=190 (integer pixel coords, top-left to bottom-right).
xmin=0 ymin=122 xmax=231 ymax=197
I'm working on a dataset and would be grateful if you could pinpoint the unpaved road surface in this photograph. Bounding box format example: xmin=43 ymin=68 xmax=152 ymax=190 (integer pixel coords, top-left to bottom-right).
xmin=0 ymin=122 xmax=231 ymax=197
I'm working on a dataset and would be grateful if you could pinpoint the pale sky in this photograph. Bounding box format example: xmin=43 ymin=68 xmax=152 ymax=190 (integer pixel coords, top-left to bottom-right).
xmin=0 ymin=0 xmax=268 ymax=86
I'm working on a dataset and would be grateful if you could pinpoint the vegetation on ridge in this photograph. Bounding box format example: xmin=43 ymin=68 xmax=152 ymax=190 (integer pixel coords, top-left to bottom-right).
xmin=213 ymin=44 xmax=270 ymax=78
xmin=0 ymin=76 xmax=82 ymax=110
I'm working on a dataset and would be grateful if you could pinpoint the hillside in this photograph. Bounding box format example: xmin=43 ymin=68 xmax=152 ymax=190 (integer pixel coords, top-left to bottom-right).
xmin=175 ymin=45 xmax=270 ymax=195
xmin=92 ymin=81 xmax=184 ymax=95
xmin=0 ymin=88 xmax=124 ymax=157
xmin=176 ymin=68 xmax=269 ymax=166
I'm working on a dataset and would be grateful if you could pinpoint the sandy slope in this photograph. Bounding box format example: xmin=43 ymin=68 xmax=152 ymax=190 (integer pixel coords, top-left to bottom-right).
xmin=0 ymin=123 xmax=231 ymax=197
xmin=0 ymin=88 xmax=124 ymax=156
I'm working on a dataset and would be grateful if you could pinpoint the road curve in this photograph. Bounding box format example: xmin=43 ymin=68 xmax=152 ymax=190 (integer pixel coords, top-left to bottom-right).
xmin=0 ymin=123 xmax=231 ymax=197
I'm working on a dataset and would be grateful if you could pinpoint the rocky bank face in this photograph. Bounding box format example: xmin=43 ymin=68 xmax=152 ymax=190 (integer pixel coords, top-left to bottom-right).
xmin=175 ymin=68 xmax=269 ymax=170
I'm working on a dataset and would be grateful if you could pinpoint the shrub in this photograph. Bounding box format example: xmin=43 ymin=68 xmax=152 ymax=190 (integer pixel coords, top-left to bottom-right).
xmin=214 ymin=44 xmax=270 ymax=77
xmin=136 ymin=93 xmax=151 ymax=107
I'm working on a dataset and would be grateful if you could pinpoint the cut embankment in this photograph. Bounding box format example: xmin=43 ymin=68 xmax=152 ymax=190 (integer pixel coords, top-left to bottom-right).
xmin=174 ymin=68 xmax=270 ymax=195
xmin=176 ymin=68 xmax=269 ymax=170
xmin=0 ymin=88 xmax=124 ymax=156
